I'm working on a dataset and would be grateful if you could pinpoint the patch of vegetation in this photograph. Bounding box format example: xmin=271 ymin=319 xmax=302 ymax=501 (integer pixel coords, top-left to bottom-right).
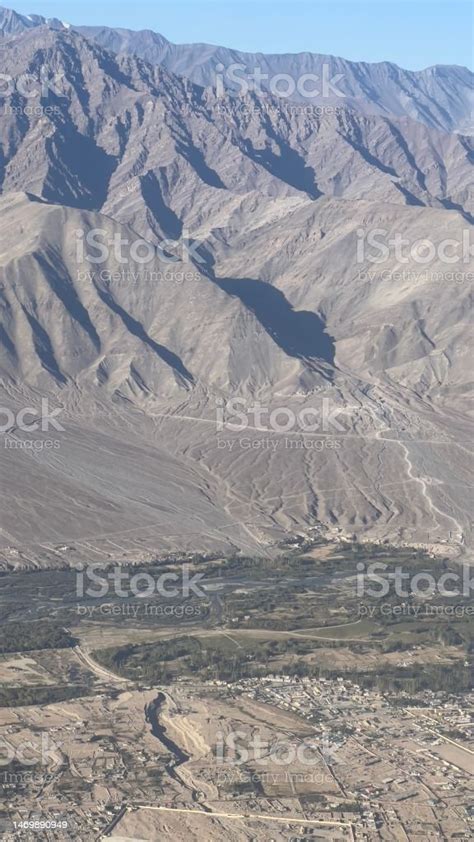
xmin=324 ymin=662 xmax=472 ymax=694
xmin=0 ymin=684 xmax=90 ymax=707
xmin=94 ymin=629 xmax=472 ymax=693
xmin=0 ymin=622 xmax=77 ymax=654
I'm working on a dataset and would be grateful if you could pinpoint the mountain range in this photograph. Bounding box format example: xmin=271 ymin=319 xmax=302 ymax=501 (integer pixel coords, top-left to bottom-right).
xmin=0 ymin=6 xmax=472 ymax=568
xmin=1 ymin=5 xmax=473 ymax=133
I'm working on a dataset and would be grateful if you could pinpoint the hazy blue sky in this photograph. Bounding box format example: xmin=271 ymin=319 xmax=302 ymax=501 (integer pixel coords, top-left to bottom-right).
xmin=10 ymin=0 xmax=473 ymax=69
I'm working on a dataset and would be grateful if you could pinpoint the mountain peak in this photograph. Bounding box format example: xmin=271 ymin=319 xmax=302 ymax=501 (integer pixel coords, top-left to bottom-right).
xmin=0 ymin=5 xmax=65 ymax=35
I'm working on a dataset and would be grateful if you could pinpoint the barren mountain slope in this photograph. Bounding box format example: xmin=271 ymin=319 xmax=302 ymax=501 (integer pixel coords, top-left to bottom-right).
xmin=0 ymin=20 xmax=471 ymax=567
xmin=0 ymin=192 xmax=471 ymax=567
xmin=0 ymin=192 xmax=313 ymax=564
xmin=204 ymin=195 xmax=473 ymax=399
xmin=77 ymin=29 xmax=473 ymax=133
xmin=1 ymin=5 xmax=471 ymax=133
xmin=0 ymin=25 xmax=472 ymax=227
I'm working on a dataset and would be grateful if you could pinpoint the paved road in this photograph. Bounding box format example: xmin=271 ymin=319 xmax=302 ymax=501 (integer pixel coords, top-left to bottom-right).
xmin=134 ymin=803 xmax=353 ymax=828
xmin=73 ymin=646 xmax=131 ymax=685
